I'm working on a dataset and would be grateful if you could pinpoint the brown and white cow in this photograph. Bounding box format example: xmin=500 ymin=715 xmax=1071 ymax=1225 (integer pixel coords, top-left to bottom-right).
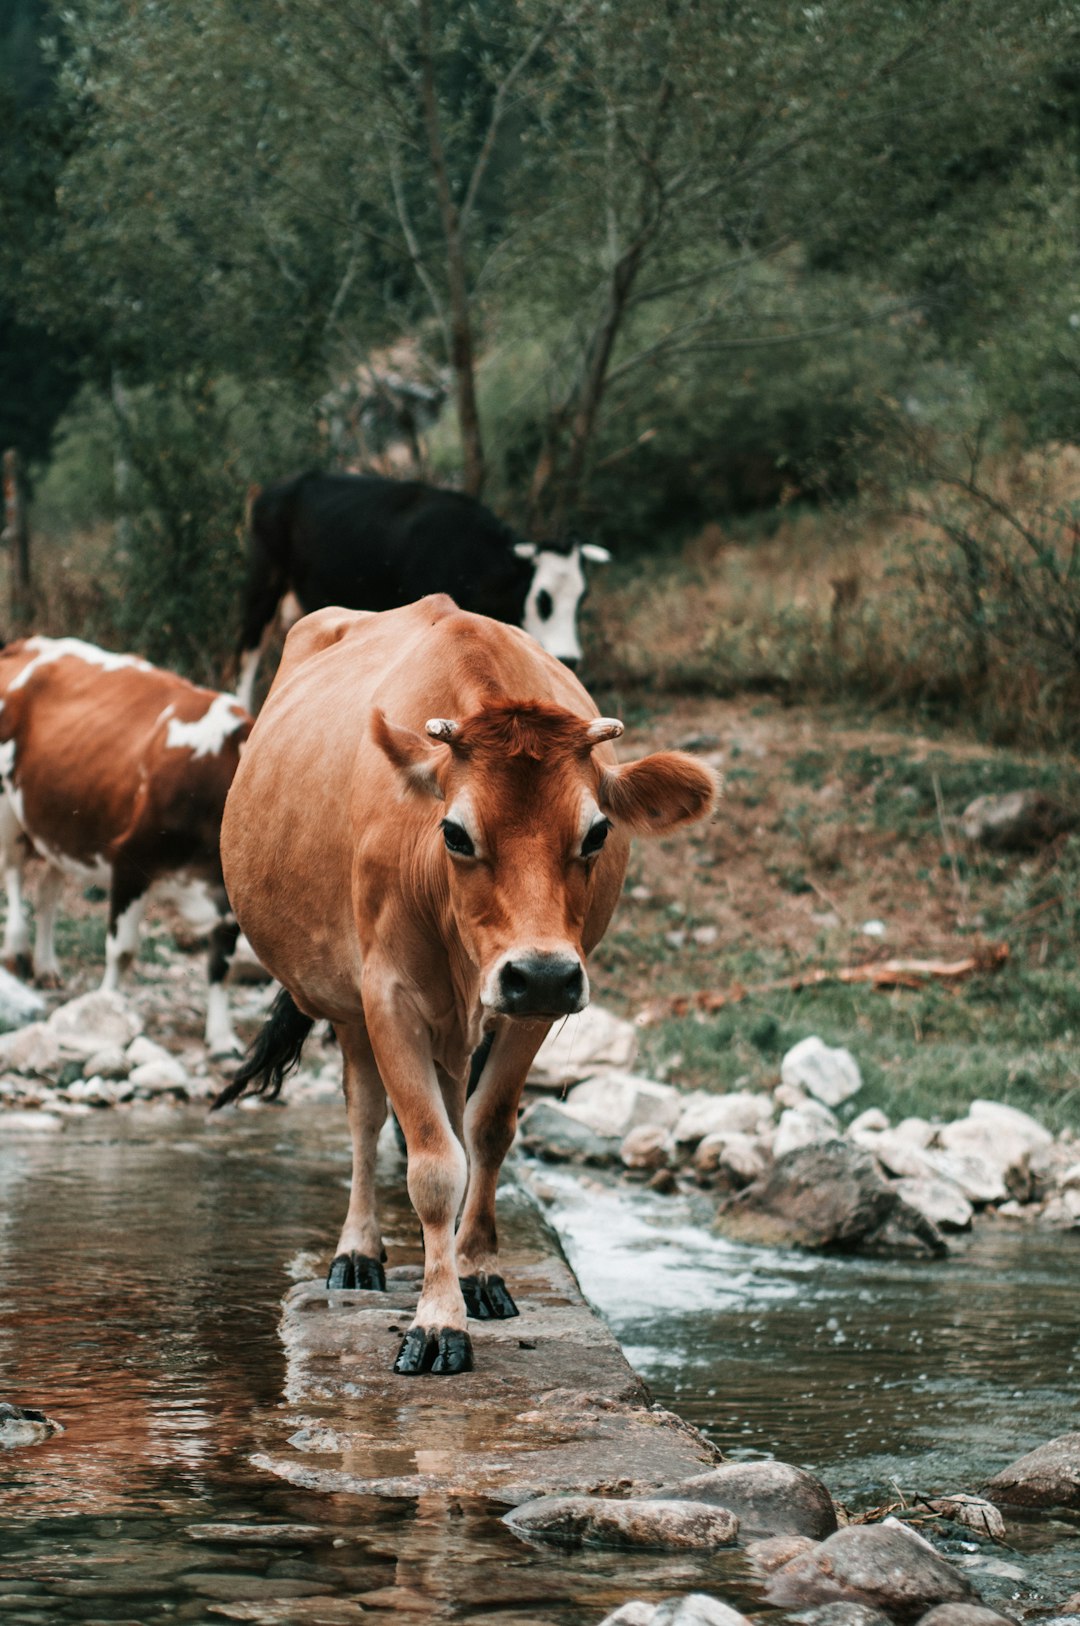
xmin=216 ymin=595 xmax=717 ymax=1374
xmin=0 ymin=636 xmax=252 ymax=1055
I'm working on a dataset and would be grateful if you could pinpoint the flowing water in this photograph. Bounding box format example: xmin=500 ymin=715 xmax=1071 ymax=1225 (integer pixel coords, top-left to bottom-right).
xmin=0 ymin=1105 xmax=1077 ymax=1622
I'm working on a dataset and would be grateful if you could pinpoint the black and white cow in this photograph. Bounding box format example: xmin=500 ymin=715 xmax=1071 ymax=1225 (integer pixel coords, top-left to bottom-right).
xmin=234 ymin=471 xmax=610 ymax=711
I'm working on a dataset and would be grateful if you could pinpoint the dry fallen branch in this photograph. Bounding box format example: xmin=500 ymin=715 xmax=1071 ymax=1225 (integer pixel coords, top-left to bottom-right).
xmin=635 ymin=943 xmax=1009 ymax=1025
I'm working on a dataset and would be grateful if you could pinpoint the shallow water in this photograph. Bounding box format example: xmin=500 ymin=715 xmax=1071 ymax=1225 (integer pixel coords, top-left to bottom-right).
xmin=0 ymin=1106 xmax=1077 ymax=1621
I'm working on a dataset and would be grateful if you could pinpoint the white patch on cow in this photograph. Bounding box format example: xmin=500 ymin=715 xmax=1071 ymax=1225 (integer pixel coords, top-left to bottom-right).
xmin=165 ymin=693 xmax=247 ymax=759
xmin=8 ymin=636 xmax=151 ymax=691
xmin=205 ymin=981 xmax=241 ymax=1056
xmin=0 ymin=740 xmax=15 ymax=782
xmin=154 ymin=876 xmax=222 ymax=935
xmin=523 ymin=548 xmax=587 ymax=663
xmin=279 ymin=590 xmax=303 ymax=630
xmin=29 ymin=835 xmax=110 ymax=887
xmin=102 ymin=894 xmax=146 ymax=990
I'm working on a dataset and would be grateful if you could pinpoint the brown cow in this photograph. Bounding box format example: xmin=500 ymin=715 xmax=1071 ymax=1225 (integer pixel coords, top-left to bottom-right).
xmin=0 ymin=636 xmax=252 ymax=1055
xmin=217 ymin=596 xmax=717 ymax=1374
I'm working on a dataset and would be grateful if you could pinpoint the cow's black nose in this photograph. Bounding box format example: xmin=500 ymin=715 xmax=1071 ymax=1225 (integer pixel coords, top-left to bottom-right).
xmin=498 ymin=954 xmax=585 ymax=1016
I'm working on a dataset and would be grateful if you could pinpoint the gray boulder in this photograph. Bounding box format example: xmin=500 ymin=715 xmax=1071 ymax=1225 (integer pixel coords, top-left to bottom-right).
xmin=720 ymin=1140 xmax=948 ymax=1256
xmin=764 ymin=1525 xmax=976 ymax=1617
xmin=518 ymin=1100 xmax=620 ymax=1164
xmin=656 ymin=1460 xmax=837 ymax=1540
xmin=983 ymin=1432 xmax=1080 ymax=1509
xmin=503 ymin=1494 xmax=739 ymax=1550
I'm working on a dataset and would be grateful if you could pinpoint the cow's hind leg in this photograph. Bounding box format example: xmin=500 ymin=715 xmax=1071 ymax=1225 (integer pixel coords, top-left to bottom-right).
xmin=327 ymin=1023 xmax=388 ymax=1292
xmin=205 ymin=887 xmax=241 ymax=1057
xmin=456 ymin=1020 xmax=551 ymax=1321
xmin=102 ymin=866 xmax=147 ymax=991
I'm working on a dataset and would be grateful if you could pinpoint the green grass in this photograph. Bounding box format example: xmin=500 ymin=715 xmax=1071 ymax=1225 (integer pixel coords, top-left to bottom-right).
xmin=634 ymin=964 xmax=1080 ymax=1134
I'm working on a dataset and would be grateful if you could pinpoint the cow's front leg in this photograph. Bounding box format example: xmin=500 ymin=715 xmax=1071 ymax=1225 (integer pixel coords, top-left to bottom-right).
xmin=366 ymin=984 xmax=471 ymax=1375
xmin=327 ymin=1022 xmax=388 ymax=1292
xmin=102 ymin=867 xmax=147 ymax=991
xmin=0 ymin=798 xmax=31 ymax=979
xmin=205 ymin=888 xmax=242 ymax=1057
xmin=456 ymin=1019 xmax=550 ymax=1321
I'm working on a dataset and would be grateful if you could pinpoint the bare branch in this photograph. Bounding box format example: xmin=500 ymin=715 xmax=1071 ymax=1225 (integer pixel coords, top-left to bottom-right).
xmin=386 ymin=137 xmax=450 ymax=353
xmin=460 ymin=5 xmax=571 ymax=237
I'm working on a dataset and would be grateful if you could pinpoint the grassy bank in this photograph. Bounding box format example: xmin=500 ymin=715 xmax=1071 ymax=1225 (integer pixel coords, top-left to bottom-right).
xmin=586 ymin=695 xmax=1080 ymax=1135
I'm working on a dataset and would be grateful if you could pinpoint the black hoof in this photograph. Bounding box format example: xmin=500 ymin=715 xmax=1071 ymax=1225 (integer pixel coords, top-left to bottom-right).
xmin=326 ymin=1251 xmax=387 ymax=1291
xmin=460 ymin=1273 xmax=519 ymax=1320
xmin=393 ymin=1326 xmax=474 ymax=1376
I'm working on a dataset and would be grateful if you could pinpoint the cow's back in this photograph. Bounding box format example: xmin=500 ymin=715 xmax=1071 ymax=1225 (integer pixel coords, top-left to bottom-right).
xmin=256 ymin=473 xmax=530 ymax=621
xmin=0 ymin=638 xmax=250 ymax=865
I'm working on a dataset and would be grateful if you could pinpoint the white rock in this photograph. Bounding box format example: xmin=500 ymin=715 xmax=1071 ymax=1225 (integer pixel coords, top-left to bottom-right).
xmin=780 ymin=1035 xmax=862 ymax=1107
xmin=82 ymin=1045 xmax=130 ymax=1080
xmin=1060 ymin=1163 xmax=1080 ymax=1191
xmin=597 ymin=1606 xmax=657 ymax=1626
xmin=849 ymin=1107 xmax=890 ymax=1135
xmin=528 ymin=1005 xmax=638 ymax=1088
xmin=561 ymin=1072 xmax=681 ymax=1139
xmin=693 ymin=1131 xmax=769 ymax=1184
xmin=672 ymin=1090 xmax=774 ymax=1147
xmin=893 ymin=1116 xmax=935 ymax=1148
xmin=128 ymin=1057 xmax=189 ymax=1094
xmin=0 ymin=966 xmax=46 ymax=1031
xmin=654 ymin=1596 xmax=753 ymax=1626
xmin=969 ymin=1098 xmax=1053 ymax=1150
xmin=773 ymin=1102 xmax=839 ymax=1160
xmin=924 ymin=1148 xmax=1008 ymax=1205
xmin=125 ymin=1036 xmax=174 ymax=1069
xmin=0 ymin=1109 xmax=62 ymax=1132
xmin=0 ymin=1022 xmax=62 ymax=1076
xmin=773 ymin=1082 xmax=810 ymax=1110
xmin=620 ymin=1124 xmax=670 ymax=1170
xmin=891 ymin=1176 xmax=974 ymax=1231
xmin=47 ymin=991 xmax=143 ymax=1056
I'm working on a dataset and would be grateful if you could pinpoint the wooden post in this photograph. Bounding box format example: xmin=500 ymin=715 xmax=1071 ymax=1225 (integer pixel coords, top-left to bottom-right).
xmin=1 ymin=449 xmax=32 ymax=633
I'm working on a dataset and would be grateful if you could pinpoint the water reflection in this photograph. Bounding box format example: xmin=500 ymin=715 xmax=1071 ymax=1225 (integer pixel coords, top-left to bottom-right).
xmin=1 ymin=1110 xmax=1078 ymax=1620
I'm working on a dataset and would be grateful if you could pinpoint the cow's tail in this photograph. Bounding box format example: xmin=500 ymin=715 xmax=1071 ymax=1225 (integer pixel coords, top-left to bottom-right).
xmin=211 ymin=987 xmax=314 ymax=1110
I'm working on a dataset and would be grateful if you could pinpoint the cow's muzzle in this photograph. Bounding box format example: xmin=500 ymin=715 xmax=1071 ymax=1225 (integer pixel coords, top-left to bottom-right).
xmin=489 ymin=952 xmax=587 ymax=1018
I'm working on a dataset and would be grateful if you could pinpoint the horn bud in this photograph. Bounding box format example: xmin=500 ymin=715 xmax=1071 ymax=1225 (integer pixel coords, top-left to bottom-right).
xmin=425 ymin=718 xmax=459 ymax=742
xmin=587 ymin=717 xmax=624 ymax=743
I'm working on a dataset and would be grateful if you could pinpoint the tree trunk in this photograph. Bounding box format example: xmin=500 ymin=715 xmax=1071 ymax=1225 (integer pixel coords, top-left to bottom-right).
xmin=418 ymin=0 xmax=486 ymax=498
xmin=2 ymin=449 xmax=32 ymax=633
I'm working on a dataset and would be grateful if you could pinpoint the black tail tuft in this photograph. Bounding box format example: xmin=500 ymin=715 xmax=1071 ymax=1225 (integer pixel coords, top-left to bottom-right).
xmin=211 ymin=987 xmax=314 ymax=1110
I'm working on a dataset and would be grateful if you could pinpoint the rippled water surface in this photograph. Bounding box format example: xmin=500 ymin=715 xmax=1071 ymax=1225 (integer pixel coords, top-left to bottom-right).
xmin=1 ymin=1107 xmax=1078 ymax=1621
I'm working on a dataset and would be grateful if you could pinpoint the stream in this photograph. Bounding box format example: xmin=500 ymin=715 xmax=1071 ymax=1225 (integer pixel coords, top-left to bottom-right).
xmin=1 ymin=1105 xmax=1077 ymax=1621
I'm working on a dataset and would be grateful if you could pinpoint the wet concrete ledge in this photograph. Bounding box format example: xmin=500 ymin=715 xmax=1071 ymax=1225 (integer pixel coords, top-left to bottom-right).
xmin=254 ymin=1183 xmax=719 ymax=1506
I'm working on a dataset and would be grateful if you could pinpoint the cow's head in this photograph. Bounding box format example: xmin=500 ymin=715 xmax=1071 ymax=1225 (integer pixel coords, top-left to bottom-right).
xmin=372 ymin=701 xmax=717 ymax=1019
xmin=513 ymin=539 xmax=612 ymax=667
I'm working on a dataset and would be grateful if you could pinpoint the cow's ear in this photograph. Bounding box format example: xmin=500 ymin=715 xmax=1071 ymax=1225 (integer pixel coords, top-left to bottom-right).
xmin=370 ymin=708 xmax=445 ymax=801
xmin=513 ymin=541 xmax=538 ymax=560
xmin=580 ymin=543 xmax=612 ymax=564
xmin=599 ymin=752 xmax=719 ymax=835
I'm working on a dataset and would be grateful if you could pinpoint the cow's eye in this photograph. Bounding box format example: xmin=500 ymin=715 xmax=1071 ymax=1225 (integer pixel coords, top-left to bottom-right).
xmin=441 ymin=819 xmax=475 ymax=858
xmin=536 ymin=588 xmax=554 ymax=621
xmin=581 ymin=818 xmax=610 ymax=857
